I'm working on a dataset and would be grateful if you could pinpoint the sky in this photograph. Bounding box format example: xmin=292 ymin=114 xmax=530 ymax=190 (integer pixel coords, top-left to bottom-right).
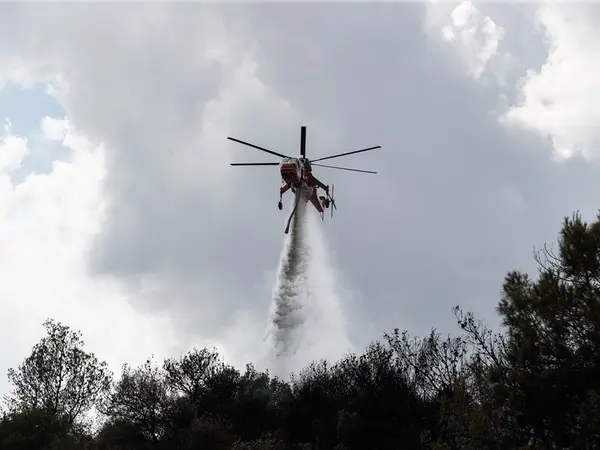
xmin=1 ymin=1 xmax=600 ymax=396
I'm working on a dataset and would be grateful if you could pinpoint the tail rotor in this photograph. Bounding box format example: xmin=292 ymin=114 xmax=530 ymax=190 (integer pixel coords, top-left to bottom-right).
xmin=328 ymin=184 xmax=337 ymax=219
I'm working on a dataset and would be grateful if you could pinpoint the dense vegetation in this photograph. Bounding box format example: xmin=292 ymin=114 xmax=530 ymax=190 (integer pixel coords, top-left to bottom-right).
xmin=3 ymin=211 xmax=600 ymax=449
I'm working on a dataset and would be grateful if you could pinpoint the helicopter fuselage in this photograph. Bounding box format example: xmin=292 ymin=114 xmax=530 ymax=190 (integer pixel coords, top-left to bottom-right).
xmin=279 ymin=157 xmax=327 ymax=215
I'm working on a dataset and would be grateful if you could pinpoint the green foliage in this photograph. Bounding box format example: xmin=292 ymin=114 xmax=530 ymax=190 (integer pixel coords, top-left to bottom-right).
xmin=0 ymin=408 xmax=91 ymax=450
xmin=3 ymin=209 xmax=600 ymax=448
xmin=3 ymin=319 xmax=112 ymax=425
xmin=99 ymin=357 xmax=172 ymax=444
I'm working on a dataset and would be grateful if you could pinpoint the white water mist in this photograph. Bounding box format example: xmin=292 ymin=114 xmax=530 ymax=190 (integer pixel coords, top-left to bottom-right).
xmin=264 ymin=192 xmax=353 ymax=379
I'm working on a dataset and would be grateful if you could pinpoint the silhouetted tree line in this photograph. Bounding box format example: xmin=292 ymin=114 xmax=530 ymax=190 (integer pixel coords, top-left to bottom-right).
xmin=3 ymin=211 xmax=600 ymax=449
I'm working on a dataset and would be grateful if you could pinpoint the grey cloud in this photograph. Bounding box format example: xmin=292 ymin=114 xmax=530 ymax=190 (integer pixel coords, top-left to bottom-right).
xmin=0 ymin=4 xmax=297 ymax=348
xmin=1 ymin=3 xmax=598 ymax=365
xmin=231 ymin=4 xmax=600 ymax=340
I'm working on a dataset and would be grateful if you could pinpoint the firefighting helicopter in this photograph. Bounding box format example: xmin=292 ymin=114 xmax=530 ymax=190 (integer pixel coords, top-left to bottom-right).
xmin=227 ymin=126 xmax=381 ymax=234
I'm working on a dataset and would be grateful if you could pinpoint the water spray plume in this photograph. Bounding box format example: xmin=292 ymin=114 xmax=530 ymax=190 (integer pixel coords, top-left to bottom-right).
xmin=267 ymin=192 xmax=308 ymax=362
xmin=264 ymin=190 xmax=352 ymax=379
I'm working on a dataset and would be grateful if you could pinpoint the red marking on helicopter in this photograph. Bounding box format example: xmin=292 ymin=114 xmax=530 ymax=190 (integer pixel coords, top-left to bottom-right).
xmin=228 ymin=126 xmax=381 ymax=234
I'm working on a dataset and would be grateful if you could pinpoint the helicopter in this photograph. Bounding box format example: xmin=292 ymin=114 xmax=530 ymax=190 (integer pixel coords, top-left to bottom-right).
xmin=228 ymin=126 xmax=381 ymax=234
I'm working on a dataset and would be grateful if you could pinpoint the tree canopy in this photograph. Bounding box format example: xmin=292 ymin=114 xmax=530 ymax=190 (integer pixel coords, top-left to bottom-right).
xmin=3 ymin=210 xmax=600 ymax=449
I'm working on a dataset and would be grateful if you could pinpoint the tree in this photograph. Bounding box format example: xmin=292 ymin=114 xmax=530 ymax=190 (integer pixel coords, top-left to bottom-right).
xmin=3 ymin=319 xmax=112 ymax=425
xmin=100 ymin=358 xmax=172 ymax=445
xmin=453 ymin=211 xmax=600 ymax=448
xmin=163 ymin=347 xmax=241 ymax=421
xmin=163 ymin=348 xmax=222 ymax=404
xmin=493 ymin=213 xmax=597 ymax=447
xmin=0 ymin=408 xmax=89 ymax=450
xmin=333 ymin=342 xmax=424 ymax=450
xmin=230 ymin=364 xmax=290 ymax=441
xmin=384 ymin=328 xmax=476 ymax=449
xmin=384 ymin=328 xmax=470 ymax=400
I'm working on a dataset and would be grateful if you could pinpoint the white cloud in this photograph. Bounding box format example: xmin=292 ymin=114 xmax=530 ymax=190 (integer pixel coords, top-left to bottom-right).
xmin=40 ymin=115 xmax=68 ymax=141
xmin=0 ymin=5 xmax=302 ymax=393
xmin=0 ymin=119 xmax=29 ymax=173
xmin=427 ymin=0 xmax=506 ymax=81
xmin=502 ymin=4 xmax=600 ymax=161
xmin=427 ymin=2 xmax=600 ymax=161
xmin=0 ymin=115 xmax=180 ymax=397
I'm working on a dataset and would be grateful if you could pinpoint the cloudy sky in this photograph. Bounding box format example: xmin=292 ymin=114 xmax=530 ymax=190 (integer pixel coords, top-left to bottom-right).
xmin=1 ymin=1 xmax=599 ymax=393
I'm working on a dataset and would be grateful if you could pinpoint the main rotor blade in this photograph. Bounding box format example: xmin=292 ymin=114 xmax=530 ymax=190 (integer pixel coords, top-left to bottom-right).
xmin=312 ymin=163 xmax=377 ymax=174
xmin=230 ymin=162 xmax=279 ymax=166
xmin=311 ymin=145 xmax=381 ymax=163
xmin=227 ymin=137 xmax=290 ymax=159
xmin=300 ymin=126 xmax=306 ymax=158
